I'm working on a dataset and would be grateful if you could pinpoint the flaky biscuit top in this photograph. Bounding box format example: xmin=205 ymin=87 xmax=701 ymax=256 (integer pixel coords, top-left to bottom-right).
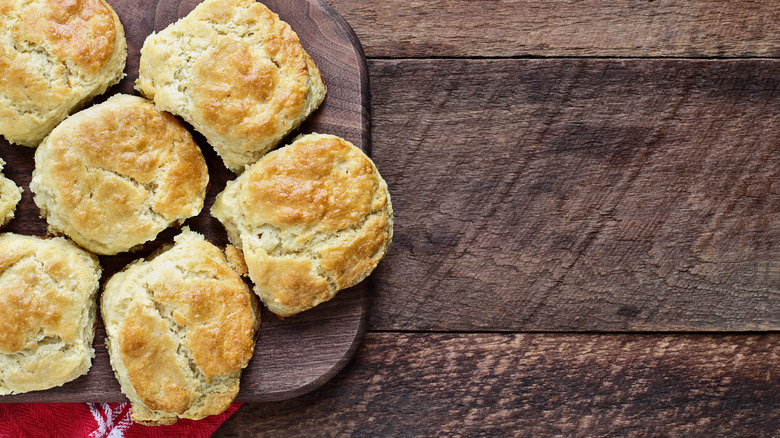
xmin=242 ymin=135 xmax=386 ymax=231
xmin=136 ymin=0 xmax=325 ymax=172
xmin=17 ymin=0 xmax=119 ymax=73
xmin=102 ymin=229 xmax=258 ymax=424
xmin=212 ymin=134 xmax=393 ymax=317
xmin=0 ymin=234 xmax=99 ymax=355
xmin=31 ymin=94 xmax=209 ymax=255
xmin=0 ymin=0 xmax=126 ymax=146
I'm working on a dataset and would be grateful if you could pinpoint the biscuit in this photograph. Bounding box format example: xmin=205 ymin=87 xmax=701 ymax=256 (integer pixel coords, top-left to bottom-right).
xmin=30 ymin=94 xmax=209 ymax=255
xmin=211 ymin=133 xmax=393 ymax=317
xmin=136 ymin=0 xmax=326 ymax=173
xmin=0 ymin=0 xmax=127 ymax=147
xmin=0 ymin=158 xmax=22 ymax=228
xmin=0 ymin=234 xmax=101 ymax=395
xmin=101 ymin=228 xmax=259 ymax=425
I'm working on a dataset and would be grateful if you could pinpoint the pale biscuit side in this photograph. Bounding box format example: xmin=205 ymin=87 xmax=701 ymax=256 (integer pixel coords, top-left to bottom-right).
xmin=0 ymin=158 xmax=22 ymax=228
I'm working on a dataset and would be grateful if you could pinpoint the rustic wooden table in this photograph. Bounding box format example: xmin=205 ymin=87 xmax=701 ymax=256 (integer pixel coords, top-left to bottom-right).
xmin=215 ymin=1 xmax=780 ymax=435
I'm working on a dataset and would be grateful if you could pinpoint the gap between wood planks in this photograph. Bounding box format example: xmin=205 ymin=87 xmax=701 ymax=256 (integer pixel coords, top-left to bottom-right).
xmin=368 ymin=56 xmax=780 ymax=61
xmin=328 ymin=0 xmax=780 ymax=59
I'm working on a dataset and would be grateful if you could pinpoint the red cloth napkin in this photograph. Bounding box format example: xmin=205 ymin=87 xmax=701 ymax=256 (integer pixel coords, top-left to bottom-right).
xmin=0 ymin=402 xmax=241 ymax=437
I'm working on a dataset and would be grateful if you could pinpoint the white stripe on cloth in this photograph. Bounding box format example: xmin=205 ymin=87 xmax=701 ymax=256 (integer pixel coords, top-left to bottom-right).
xmin=87 ymin=403 xmax=133 ymax=438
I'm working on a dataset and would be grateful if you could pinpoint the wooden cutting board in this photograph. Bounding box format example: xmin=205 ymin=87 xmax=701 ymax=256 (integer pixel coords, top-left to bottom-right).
xmin=0 ymin=0 xmax=370 ymax=403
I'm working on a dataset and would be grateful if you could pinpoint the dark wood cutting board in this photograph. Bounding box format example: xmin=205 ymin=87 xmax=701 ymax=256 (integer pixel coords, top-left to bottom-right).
xmin=0 ymin=0 xmax=370 ymax=403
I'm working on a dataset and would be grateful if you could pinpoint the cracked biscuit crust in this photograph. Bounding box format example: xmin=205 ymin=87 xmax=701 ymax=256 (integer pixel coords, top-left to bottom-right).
xmin=0 ymin=0 xmax=127 ymax=147
xmin=30 ymin=94 xmax=209 ymax=255
xmin=101 ymin=228 xmax=259 ymax=425
xmin=0 ymin=233 xmax=101 ymax=395
xmin=136 ymin=0 xmax=326 ymax=173
xmin=211 ymin=133 xmax=393 ymax=317
xmin=0 ymin=158 xmax=22 ymax=228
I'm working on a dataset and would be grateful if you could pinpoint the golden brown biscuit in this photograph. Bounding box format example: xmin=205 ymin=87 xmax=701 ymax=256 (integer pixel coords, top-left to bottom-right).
xmin=0 ymin=0 xmax=127 ymax=147
xmin=30 ymin=94 xmax=209 ymax=255
xmin=136 ymin=0 xmax=326 ymax=173
xmin=101 ymin=228 xmax=259 ymax=425
xmin=0 ymin=158 xmax=22 ymax=228
xmin=211 ymin=133 xmax=393 ymax=317
xmin=0 ymin=233 xmax=101 ymax=395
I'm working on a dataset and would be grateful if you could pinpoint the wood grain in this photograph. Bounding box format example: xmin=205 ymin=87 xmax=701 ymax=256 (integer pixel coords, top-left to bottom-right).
xmin=327 ymin=0 xmax=780 ymax=58
xmin=369 ymin=58 xmax=780 ymax=332
xmin=0 ymin=0 xmax=371 ymax=403
xmin=215 ymin=332 xmax=780 ymax=437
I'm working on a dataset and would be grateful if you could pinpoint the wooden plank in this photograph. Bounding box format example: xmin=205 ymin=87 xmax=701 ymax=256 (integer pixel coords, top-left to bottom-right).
xmin=215 ymin=332 xmax=780 ymax=437
xmin=0 ymin=0 xmax=370 ymax=403
xmin=368 ymin=58 xmax=780 ymax=332
xmin=327 ymin=0 xmax=780 ymax=58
